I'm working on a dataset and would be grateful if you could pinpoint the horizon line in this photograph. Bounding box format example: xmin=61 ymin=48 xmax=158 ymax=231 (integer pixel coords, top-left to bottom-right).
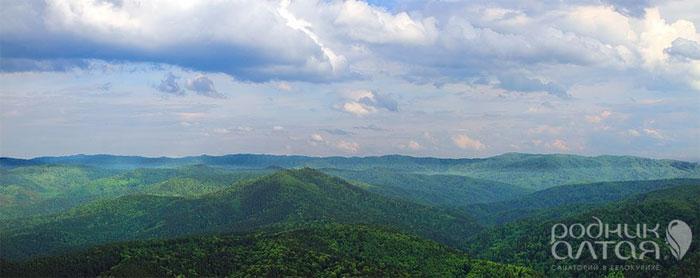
xmin=1 ymin=152 xmax=697 ymax=163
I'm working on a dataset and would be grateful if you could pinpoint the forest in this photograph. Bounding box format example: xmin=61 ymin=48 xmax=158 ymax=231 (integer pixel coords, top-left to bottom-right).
xmin=1 ymin=153 xmax=699 ymax=277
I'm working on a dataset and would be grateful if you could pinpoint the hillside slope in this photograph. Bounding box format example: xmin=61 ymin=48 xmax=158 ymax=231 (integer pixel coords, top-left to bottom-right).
xmin=467 ymin=184 xmax=700 ymax=276
xmin=465 ymin=178 xmax=700 ymax=225
xmin=0 ymin=168 xmax=480 ymax=260
xmin=0 ymin=224 xmax=539 ymax=277
xmin=0 ymin=165 xmax=270 ymax=219
xmin=324 ymin=168 xmax=529 ymax=206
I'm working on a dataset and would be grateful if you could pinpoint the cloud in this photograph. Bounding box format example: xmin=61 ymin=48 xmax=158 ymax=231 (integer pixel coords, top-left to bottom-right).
xmin=643 ymin=128 xmax=665 ymax=140
xmin=321 ymin=128 xmax=352 ymax=135
xmin=585 ymin=110 xmax=613 ymax=124
xmin=156 ymin=72 xmax=185 ymax=96
xmin=452 ymin=134 xmax=485 ymax=150
xmin=272 ymin=126 xmax=285 ymax=131
xmin=310 ymin=133 xmax=325 ymax=142
xmin=334 ymin=0 xmax=437 ymax=45
xmin=353 ymin=124 xmax=389 ymax=131
xmin=400 ymin=140 xmax=422 ymax=150
xmin=277 ymin=0 xmax=346 ymax=73
xmin=185 ymin=75 xmax=223 ymax=98
xmin=0 ymin=58 xmax=90 ymax=72
xmin=603 ymin=0 xmax=652 ymax=17
xmin=528 ymin=125 xmax=562 ymax=135
xmin=626 ymin=129 xmax=641 ymax=137
xmin=212 ymin=128 xmax=231 ymax=135
xmin=338 ymin=90 xmax=398 ymax=116
xmin=341 ymin=102 xmax=374 ymax=116
xmin=3 ymin=0 xmax=699 ymax=93
xmin=0 ymin=0 xmax=341 ymax=81
xmin=236 ymin=126 xmax=254 ymax=133
xmin=497 ymin=74 xmax=568 ymax=97
xmin=335 ymin=140 xmax=360 ymax=153
xmin=548 ymin=139 xmax=570 ymax=151
xmin=665 ymin=38 xmax=700 ymax=60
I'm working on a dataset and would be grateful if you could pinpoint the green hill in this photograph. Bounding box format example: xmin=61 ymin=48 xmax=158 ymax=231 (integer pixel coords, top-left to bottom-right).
xmin=0 ymin=165 xmax=270 ymax=219
xmin=467 ymin=184 xmax=700 ymax=276
xmin=0 ymin=168 xmax=480 ymax=260
xmin=465 ymin=178 xmax=700 ymax=225
xmin=0 ymin=224 xmax=539 ymax=277
xmin=324 ymin=168 xmax=530 ymax=206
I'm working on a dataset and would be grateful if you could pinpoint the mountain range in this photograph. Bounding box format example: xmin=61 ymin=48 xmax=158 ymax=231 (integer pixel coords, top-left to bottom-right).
xmin=1 ymin=153 xmax=699 ymax=277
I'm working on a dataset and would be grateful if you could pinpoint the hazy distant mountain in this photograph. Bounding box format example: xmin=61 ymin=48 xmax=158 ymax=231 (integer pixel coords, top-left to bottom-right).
xmin=4 ymin=153 xmax=698 ymax=190
xmin=465 ymin=178 xmax=700 ymax=225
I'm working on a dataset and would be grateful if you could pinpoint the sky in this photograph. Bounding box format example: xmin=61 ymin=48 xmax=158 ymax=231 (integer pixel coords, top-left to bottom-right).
xmin=0 ymin=0 xmax=699 ymax=160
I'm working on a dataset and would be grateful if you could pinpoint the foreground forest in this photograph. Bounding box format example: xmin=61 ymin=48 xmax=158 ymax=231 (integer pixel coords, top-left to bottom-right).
xmin=1 ymin=153 xmax=699 ymax=277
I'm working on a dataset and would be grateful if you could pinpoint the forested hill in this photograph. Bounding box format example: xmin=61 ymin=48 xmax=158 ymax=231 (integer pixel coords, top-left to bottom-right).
xmin=465 ymin=178 xmax=700 ymax=225
xmin=3 ymin=153 xmax=699 ymax=190
xmin=0 ymin=168 xmax=480 ymax=260
xmin=0 ymin=224 xmax=539 ymax=277
xmin=467 ymin=183 xmax=700 ymax=276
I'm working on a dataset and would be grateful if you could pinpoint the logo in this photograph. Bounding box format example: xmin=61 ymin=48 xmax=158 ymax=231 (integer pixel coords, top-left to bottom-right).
xmin=666 ymin=220 xmax=692 ymax=260
xmin=550 ymin=217 xmax=693 ymax=261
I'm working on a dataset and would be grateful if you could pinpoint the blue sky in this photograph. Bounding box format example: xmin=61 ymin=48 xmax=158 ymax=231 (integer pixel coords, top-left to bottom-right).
xmin=1 ymin=0 xmax=699 ymax=160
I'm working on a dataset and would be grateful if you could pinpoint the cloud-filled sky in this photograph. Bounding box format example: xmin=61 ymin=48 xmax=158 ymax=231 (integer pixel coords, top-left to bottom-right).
xmin=1 ymin=0 xmax=699 ymax=160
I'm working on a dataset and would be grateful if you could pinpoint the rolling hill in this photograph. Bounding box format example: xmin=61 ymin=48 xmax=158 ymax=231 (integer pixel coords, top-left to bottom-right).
xmin=323 ymin=168 xmax=530 ymax=206
xmin=0 ymin=224 xmax=539 ymax=277
xmin=464 ymin=178 xmax=700 ymax=225
xmin=0 ymin=165 xmax=270 ymax=219
xmin=3 ymin=153 xmax=698 ymax=190
xmin=0 ymin=168 xmax=480 ymax=260
xmin=467 ymin=183 xmax=700 ymax=276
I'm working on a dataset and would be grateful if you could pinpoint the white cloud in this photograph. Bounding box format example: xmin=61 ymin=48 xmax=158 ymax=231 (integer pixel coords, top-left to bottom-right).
xmin=452 ymin=134 xmax=486 ymax=150
xmin=335 ymin=140 xmax=360 ymax=153
xmin=528 ymin=125 xmax=562 ymax=135
xmin=338 ymin=89 xmax=398 ymax=116
xmin=643 ymin=128 xmax=665 ymax=139
xmin=310 ymin=133 xmax=325 ymax=142
xmin=277 ymin=0 xmax=346 ymax=73
xmin=334 ymin=0 xmax=437 ymax=45
xmin=549 ymin=139 xmax=570 ymax=151
xmin=341 ymin=101 xmax=374 ymax=116
xmin=400 ymin=140 xmax=422 ymax=150
xmin=626 ymin=129 xmax=641 ymax=137
xmin=212 ymin=128 xmax=230 ymax=135
xmin=236 ymin=126 xmax=254 ymax=133
xmin=585 ymin=110 xmax=613 ymax=124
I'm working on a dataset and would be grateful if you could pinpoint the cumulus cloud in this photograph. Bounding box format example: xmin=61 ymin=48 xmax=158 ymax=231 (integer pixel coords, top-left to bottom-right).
xmin=400 ymin=140 xmax=422 ymax=150
xmin=321 ymin=128 xmax=352 ymax=135
xmin=156 ymin=72 xmax=185 ymax=96
xmin=452 ymin=134 xmax=486 ymax=150
xmin=310 ymin=133 xmax=325 ymax=143
xmin=548 ymin=139 xmax=570 ymax=151
xmin=643 ymin=128 xmax=665 ymax=140
xmin=0 ymin=0 xmax=342 ymax=81
xmin=185 ymin=75 xmax=223 ymax=98
xmin=334 ymin=0 xmax=437 ymax=45
xmin=497 ymin=74 xmax=568 ymax=97
xmin=335 ymin=140 xmax=360 ymax=153
xmin=665 ymin=38 xmax=700 ymax=60
xmin=338 ymin=90 xmax=398 ymax=116
xmin=585 ymin=110 xmax=613 ymax=124
xmin=3 ymin=0 xmax=700 ymax=93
